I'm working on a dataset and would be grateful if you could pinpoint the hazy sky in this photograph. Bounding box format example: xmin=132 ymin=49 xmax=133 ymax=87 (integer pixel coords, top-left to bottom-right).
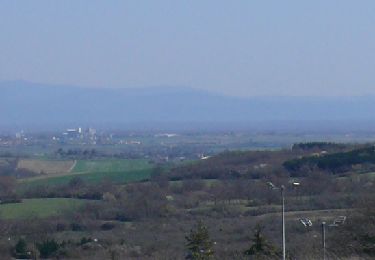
xmin=1 ymin=1 xmax=375 ymax=96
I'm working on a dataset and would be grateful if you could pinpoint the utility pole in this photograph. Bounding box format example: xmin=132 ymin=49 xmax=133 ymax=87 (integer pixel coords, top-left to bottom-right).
xmin=281 ymin=185 xmax=285 ymax=260
xmin=267 ymin=182 xmax=298 ymax=260
xmin=322 ymin=222 xmax=326 ymax=260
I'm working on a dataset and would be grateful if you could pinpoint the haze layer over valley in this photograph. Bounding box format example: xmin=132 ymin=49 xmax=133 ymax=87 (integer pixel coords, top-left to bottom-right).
xmin=1 ymin=81 xmax=375 ymax=132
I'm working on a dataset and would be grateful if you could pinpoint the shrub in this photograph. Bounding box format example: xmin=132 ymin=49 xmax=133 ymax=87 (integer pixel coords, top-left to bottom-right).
xmin=37 ymin=239 xmax=60 ymax=258
xmin=79 ymin=237 xmax=93 ymax=245
xmin=14 ymin=238 xmax=29 ymax=258
xmin=70 ymin=222 xmax=86 ymax=231
xmin=101 ymin=222 xmax=115 ymax=231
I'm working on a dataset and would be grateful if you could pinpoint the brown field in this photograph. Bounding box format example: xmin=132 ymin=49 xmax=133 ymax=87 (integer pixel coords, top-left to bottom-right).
xmin=17 ymin=159 xmax=76 ymax=175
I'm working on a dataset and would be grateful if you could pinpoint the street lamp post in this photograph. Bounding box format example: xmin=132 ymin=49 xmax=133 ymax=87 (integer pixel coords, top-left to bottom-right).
xmin=267 ymin=182 xmax=300 ymax=260
xmin=267 ymin=182 xmax=289 ymax=260
xmin=281 ymin=185 xmax=286 ymax=260
xmin=322 ymin=222 xmax=326 ymax=260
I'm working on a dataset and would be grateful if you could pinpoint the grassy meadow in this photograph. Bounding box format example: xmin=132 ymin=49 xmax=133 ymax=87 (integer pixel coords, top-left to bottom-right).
xmin=18 ymin=159 xmax=154 ymax=189
xmin=20 ymin=169 xmax=153 ymax=188
xmin=71 ymin=159 xmax=150 ymax=173
xmin=0 ymin=198 xmax=86 ymax=219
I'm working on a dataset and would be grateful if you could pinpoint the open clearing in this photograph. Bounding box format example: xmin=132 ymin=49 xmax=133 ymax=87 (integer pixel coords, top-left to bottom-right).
xmin=31 ymin=168 xmax=152 ymax=186
xmin=71 ymin=159 xmax=150 ymax=173
xmin=18 ymin=159 xmax=154 ymax=186
xmin=19 ymin=168 xmax=153 ymax=190
xmin=0 ymin=198 xmax=86 ymax=219
xmin=17 ymin=159 xmax=75 ymax=175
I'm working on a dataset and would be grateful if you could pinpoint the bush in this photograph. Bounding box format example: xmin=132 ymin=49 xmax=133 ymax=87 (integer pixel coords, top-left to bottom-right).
xmin=14 ymin=238 xmax=29 ymax=258
xmin=70 ymin=222 xmax=86 ymax=231
xmin=101 ymin=222 xmax=115 ymax=231
xmin=37 ymin=239 xmax=60 ymax=258
xmin=79 ymin=237 xmax=93 ymax=245
xmin=0 ymin=198 xmax=22 ymax=204
xmin=56 ymin=223 xmax=67 ymax=232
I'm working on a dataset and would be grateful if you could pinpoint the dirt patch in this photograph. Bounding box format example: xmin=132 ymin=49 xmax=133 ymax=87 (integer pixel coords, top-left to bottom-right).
xmin=17 ymin=159 xmax=75 ymax=175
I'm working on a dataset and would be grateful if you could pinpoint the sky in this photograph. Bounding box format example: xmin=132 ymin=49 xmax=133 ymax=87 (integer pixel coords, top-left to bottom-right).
xmin=1 ymin=1 xmax=375 ymax=97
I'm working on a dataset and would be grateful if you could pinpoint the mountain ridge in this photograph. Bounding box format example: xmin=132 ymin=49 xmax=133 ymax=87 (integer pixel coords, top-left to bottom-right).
xmin=1 ymin=81 xmax=375 ymax=131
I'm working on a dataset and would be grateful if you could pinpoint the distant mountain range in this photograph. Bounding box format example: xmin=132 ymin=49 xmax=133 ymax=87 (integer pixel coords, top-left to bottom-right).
xmin=1 ymin=80 xmax=375 ymax=132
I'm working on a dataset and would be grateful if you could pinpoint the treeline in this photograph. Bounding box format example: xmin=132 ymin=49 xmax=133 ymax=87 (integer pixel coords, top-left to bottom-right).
xmin=291 ymin=142 xmax=347 ymax=152
xmin=55 ymin=148 xmax=99 ymax=159
xmin=21 ymin=177 xmax=118 ymax=200
xmin=284 ymin=145 xmax=375 ymax=174
xmin=0 ymin=158 xmax=37 ymax=178
xmin=54 ymin=148 xmax=146 ymax=160
xmin=53 ymin=146 xmax=203 ymax=160
xmin=168 ymin=143 xmax=374 ymax=181
xmin=167 ymin=150 xmax=294 ymax=180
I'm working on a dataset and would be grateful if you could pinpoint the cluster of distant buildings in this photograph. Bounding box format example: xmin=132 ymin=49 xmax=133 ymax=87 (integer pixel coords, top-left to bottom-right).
xmin=0 ymin=130 xmax=29 ymax=146
xmin=49 ymin=127 xmax=98 ymax=145
xmin=62 ymin=127 xmax=96 ymax=139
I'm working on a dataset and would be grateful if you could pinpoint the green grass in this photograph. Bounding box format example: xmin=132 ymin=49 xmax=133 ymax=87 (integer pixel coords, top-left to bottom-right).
xmin=18 ymin=159 xmax=154 ymax=189
xmin=0 ymin=198 xmax=86 ymax=219
xmin=19 ymin=168 xmax=153 ymax=189
xmin=72 ymin=159 xmax=150 ymax=173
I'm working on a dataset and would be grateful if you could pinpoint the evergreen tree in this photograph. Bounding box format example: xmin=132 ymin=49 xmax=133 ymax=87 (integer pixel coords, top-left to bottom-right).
xmin=185 ymin=221 xmax=214 ymax=260
xmin=37 ymin=239 xmax=60 ymax=258
xmin=14 ymin=238 xmax=28 ymax=258
xmin=244 ymin=225 xmax=280 ymax=259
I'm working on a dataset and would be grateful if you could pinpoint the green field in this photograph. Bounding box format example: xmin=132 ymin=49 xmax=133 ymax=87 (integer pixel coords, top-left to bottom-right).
xmin=19 ymin=159 xmax=154 ymax=188
xmin=72 ymin=159 xmax=150 ymax=173
xmin=0 ymin=198 xmax=86 ymax=219
xmin=22 ymin=168 xmax=153 ymax=188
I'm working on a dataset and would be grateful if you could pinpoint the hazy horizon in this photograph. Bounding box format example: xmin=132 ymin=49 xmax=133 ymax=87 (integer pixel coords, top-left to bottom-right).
xmin=2 ymin=1 xmax=375 ymax=97
xmin=3 ymin=79 xmax=375 ymax=99
xmin=2 ymin=80 xmax=375 ymax=133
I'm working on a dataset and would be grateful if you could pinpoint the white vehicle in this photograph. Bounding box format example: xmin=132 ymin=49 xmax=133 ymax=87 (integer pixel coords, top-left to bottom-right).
xmin=299 ymin=218 xmax=313 ymax=227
